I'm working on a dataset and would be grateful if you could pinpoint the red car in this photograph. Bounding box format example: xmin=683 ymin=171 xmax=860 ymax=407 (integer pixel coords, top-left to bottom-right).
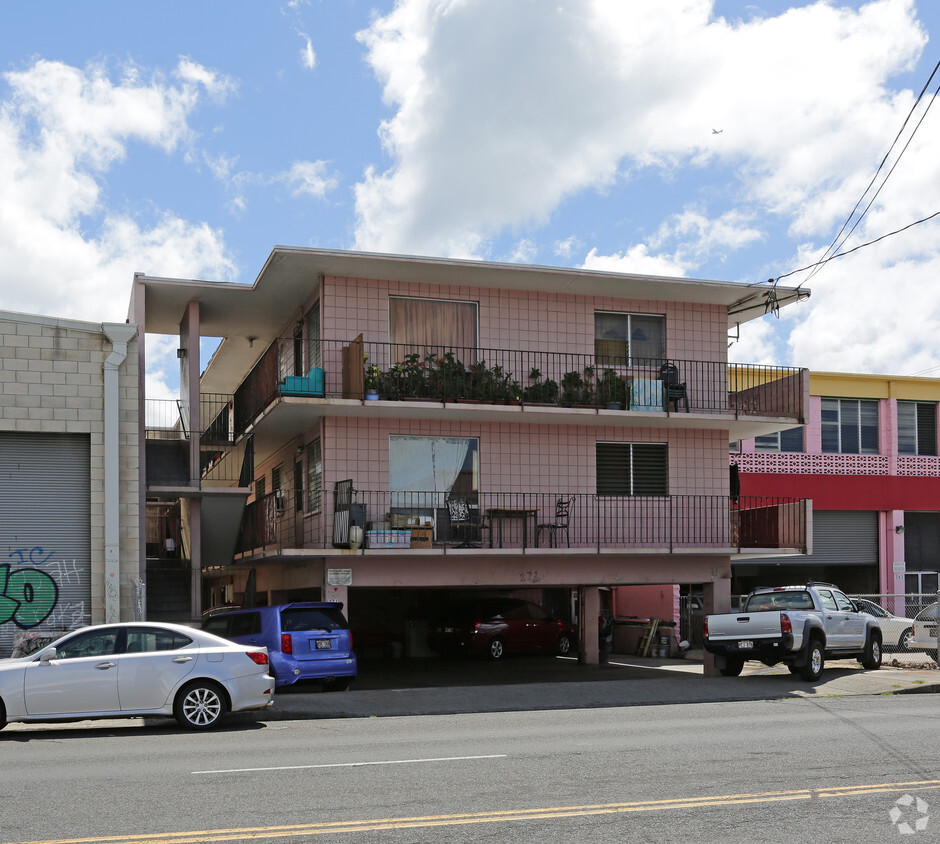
xmin=427 ymin=597 xmax=575 ymax=660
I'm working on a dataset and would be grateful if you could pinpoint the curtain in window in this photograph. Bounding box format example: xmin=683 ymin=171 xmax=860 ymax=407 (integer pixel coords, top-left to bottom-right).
xmin=594 ymin=313 xmax=665 ymax=365
xmin=389 ymin=297 xmax=478 ymax=362
xmin=390 ymin=436 xmax=474 ymax=508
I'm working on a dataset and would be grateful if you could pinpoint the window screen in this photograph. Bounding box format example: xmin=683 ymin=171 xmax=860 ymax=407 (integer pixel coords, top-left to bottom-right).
xmin=596 ymin=442 xmax=668 ymax=496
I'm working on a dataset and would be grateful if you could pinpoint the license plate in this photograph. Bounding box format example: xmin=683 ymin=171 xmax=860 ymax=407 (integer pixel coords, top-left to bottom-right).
xmin=737 ymin=640 xmax=754 ymax=649
xmin=315 ymin=639 xmax=332 ymax=650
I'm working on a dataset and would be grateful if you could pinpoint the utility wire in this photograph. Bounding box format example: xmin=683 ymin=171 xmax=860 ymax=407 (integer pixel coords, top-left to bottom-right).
xmin=797 ymin=57 xmax=940 ymax=288
xmin=775 ymin=209 xmax=940 ymax=283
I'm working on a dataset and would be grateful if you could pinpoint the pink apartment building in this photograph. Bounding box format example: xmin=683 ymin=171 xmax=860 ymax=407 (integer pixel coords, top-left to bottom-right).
xmin=131 ymin=248 xmax=810 ymax=666
xmin=733 ymin=370 xmax=940 ymax=602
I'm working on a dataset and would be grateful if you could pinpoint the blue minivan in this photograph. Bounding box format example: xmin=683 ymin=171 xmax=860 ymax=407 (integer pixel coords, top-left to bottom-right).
xmin=202 ymin=602 xmax=356 ymax=690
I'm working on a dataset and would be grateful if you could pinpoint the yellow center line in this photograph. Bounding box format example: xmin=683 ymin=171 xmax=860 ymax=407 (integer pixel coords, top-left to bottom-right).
xmin=11 ymin=779 xmax=940 ymax=844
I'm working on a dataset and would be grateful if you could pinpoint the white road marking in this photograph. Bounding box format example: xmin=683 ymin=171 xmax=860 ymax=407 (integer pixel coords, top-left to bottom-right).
xmin=193 ymin=754 xmax=507 ymax=775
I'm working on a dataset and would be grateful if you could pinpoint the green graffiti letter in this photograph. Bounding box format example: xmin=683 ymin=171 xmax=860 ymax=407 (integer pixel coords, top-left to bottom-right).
xmin=7 ymin=568 xmax=58 ymax=628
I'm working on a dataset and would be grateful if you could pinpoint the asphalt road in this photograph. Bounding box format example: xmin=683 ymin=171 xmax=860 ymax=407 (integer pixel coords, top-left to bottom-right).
xmin=2 ymin=695 xmax=938 ymax=844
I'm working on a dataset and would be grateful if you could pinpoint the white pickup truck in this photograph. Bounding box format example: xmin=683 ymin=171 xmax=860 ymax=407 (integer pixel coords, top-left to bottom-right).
xmin=703 ymin=583 xmax=883 ymax=681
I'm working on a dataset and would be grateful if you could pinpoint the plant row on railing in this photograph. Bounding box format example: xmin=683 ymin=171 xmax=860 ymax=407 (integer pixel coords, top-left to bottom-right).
xmin=364 ymin=351 xmax=637 ymax=408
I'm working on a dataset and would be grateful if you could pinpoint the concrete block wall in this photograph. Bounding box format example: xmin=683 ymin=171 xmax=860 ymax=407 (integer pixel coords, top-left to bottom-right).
xmin=0 ymin=311 xmax=140 ymax=624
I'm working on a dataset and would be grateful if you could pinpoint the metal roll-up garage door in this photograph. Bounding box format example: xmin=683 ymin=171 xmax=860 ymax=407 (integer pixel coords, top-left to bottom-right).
xmin=0 ymin=433 xmax=91 ymax=656
xmin=747 ymin=510 xmax=879 ymax=567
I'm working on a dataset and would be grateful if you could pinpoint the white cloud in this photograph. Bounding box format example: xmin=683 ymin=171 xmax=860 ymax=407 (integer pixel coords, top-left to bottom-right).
xmin=582 ymin=245 xmax=688 ymax=278
xmin=353 ymin=0 xmax=938 ymax=374
xmin=283 ymin=160 xmax=337 ymax=199
xmin=649 ymin=208 xmax=765 ymax=268
xmin=300 ymin=34 xmax=317 ymax=70
xmin=0 ymin=57 xmax=237 ymax=323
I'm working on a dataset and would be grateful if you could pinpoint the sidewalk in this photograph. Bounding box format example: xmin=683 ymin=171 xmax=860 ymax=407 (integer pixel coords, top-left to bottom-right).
xmin=262 ymin=651 xmax=940 ymax=721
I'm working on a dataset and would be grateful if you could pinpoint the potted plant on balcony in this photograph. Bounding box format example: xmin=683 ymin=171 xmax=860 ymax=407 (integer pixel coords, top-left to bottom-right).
xmin=597 ymin=368 xmax=625 ymax=410
xmin=522 ymin=367 xmax=559 ymax=405
xmin=364 ymin=356 xmax=381 ymax=400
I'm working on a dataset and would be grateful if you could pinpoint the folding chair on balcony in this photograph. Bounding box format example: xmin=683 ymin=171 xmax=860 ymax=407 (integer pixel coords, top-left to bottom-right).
xmin=446 ymin=495 xmax=481 ymax=548
xmin=537 ymin=497 xmax=573 ymax=548
xmin=659 ymin=362 xmax=689 ymax=412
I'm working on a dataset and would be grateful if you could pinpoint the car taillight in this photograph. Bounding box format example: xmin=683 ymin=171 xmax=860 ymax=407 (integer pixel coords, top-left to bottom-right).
xmin=348 ymin=631 xmax=353 ymax=649
xmin=281 ymin=633 xmax=292 ymax=654
xmin=780 ymin=612 xmax=792 ymax=634
xmin=246 ymin=651 xmax=268 ymax=665
xmin=703 ymin=617 xmax=709 ymax=638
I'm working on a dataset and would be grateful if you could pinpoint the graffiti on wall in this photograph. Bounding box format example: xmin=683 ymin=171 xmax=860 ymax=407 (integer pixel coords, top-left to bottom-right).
xmin=0 ymin=546 xmax=89 ymax=657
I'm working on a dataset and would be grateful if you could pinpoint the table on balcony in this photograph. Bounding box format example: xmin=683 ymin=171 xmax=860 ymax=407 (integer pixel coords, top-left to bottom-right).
xmin=486 ymin=507 xmax=538 ymax=549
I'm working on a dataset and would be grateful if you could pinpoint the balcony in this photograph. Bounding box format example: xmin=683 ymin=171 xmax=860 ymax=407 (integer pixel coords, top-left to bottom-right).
xmin=231 ymin=338 xmax=806 ymax=443
xmin=234 ymin=490 xmax=808 ymax=559
xmin=145 ymin=393 xmax=253 ymax=488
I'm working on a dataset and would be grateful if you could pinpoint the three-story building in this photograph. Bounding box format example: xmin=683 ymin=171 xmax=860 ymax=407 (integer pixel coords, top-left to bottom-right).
xmin=132 ymin=248 xmax=810 ymax=665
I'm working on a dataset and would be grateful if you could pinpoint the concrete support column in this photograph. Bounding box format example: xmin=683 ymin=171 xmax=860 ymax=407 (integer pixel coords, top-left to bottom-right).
xmin=702 ymin=578 xmax=731 ymax=677
xmin=578 ymin=585 xmax=600 ymax=665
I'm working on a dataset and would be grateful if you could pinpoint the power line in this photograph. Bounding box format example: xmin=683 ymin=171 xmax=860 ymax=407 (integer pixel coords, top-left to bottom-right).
xmin=775 ymin=209 xmax=940 ymax=283
xmin=798 ymin=57 xmax=940 ymax=288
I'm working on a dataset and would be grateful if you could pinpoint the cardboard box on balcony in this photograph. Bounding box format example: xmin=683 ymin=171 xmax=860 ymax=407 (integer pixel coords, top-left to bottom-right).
xmin=409 ymin=527 xmax=433 ymax=549
xmin=366 ymin=529 xmax=411 ymax=548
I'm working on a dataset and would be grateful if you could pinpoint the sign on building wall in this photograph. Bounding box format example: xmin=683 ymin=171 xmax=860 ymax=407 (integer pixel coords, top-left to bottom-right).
xmin=0 ymin=433 xmax=92 ymax=656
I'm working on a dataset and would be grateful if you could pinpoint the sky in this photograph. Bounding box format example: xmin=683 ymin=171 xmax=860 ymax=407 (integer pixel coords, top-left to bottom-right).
xmin=2 ymin=0 xmax=940 ymax=398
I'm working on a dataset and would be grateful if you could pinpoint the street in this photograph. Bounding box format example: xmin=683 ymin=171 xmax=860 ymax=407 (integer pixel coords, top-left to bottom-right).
xmin=2 ymin=695 xmax=938 ymax=843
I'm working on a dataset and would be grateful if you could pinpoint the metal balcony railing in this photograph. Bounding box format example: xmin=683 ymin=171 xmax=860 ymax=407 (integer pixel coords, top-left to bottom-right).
xmin=145 ymin=394 xmax=251 ymax=486
xmin=230 ymin=337 xmax=806 ymax=436
xmin=235 ymin=490 xmax=807 ymax=557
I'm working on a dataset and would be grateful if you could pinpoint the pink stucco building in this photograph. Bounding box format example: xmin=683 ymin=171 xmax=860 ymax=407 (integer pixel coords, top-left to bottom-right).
xmin=131 ymin=248 xmax=810 ymax=666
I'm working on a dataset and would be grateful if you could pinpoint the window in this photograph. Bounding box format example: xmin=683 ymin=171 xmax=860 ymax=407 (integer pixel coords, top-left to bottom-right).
xmin=126 ymin=628 xmax=192 ymax=653
xmin=54 ymin=630 xmax=119 ymax=660
xmin=389 ymin=436 xmax=479 ymax=508
xmin=389 ymin=297 xmax=478 ymax=361
xmin=594 ymin=313 xmax=665 ymax=365
xmin=596 ymin=442 xmax=668 ymax=496
xmin=898 ymin=401 xmax=937 ymax=456
xmin=754 ymin=427 xmax=804 ymax=452
xmin=821 ymin=398 xmax=878 ymax=454
xmin=306 ymin=301 xmax=321 ymax=371
xmin=306 ymin=438 xmax=322 ymax=512
xmin=272 ymin=465 xmax=285 ymax=511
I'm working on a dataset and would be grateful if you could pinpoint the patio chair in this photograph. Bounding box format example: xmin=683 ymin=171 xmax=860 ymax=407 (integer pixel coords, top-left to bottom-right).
xmin=536 ymin=497 xmax=573 ymax=548
xmin=446 ymin=495 xmax=481 ymax=548
xmin=659 ymin=362 xmax=689 ymax=412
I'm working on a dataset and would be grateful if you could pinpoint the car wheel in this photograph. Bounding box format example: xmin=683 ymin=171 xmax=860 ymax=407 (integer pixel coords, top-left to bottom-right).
xmin=323 ymin=677 xmax=351 ymax=692
xmin=719 ymin=657 xmax=744 ymax=677
xmin=487 ymin=637 xmax=505 ymax=660
xmin=898 ymin=628 xmax=914 ymax=651
xmin=861 ymin=632 xmax=882 ymax=670
xmin=0 ymin=698 xmax=6 ymax=731
xmin=174 ymin=681 xmax=227 ymax=730
xmin=799 ymin=639 xmax=824 ymax=682
xmin=556 ymin=633 xmax=573 ymax=655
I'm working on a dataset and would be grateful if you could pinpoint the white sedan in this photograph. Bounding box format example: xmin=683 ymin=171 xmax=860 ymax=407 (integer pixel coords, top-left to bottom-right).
xmin=851 ymin=598 xmax=918 ymax=651
xmin=0 ymin=622 xmax=274 ymax=731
